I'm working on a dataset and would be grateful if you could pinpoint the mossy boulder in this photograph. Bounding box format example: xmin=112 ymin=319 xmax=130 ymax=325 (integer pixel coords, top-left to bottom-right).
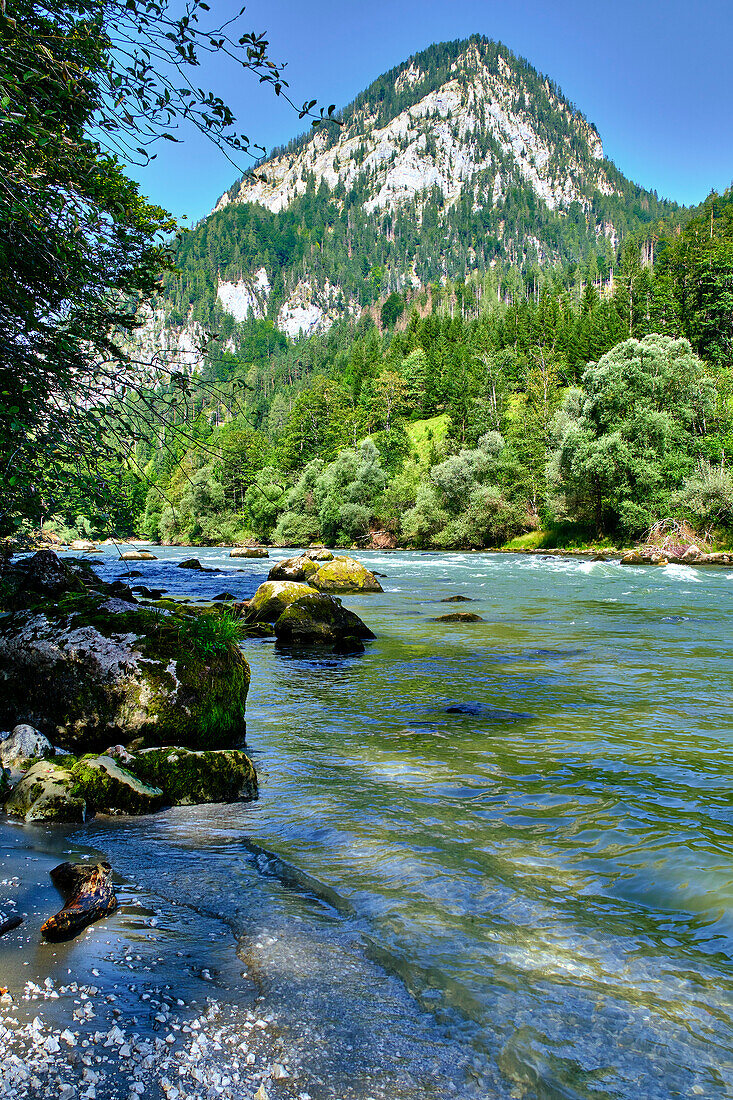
xmin=309 ymin=556 xmax=383 ymax=593
xmin=245 ymin=580 xmax=315 ymax=624
xmin=4 ymin=759 xmax=87 ymax=823
xmin=0 ymin=596 xmax=250 ymax=753
xmin=305 ymin=548 xmax=334 ymax=562
xmin=274 ymin=592 xmax=375 ymax=650
xmin=67 ymin=755 xmax=165 ymax=815
xmin=127 ymin=746 xmax=257 ymax=805
xmin=267 ymin=555 xmax=320 ymax=583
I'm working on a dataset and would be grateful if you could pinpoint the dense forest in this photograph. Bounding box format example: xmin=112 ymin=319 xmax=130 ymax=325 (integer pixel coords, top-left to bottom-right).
xmin=42 ymin=188 xmax=733 ymax=551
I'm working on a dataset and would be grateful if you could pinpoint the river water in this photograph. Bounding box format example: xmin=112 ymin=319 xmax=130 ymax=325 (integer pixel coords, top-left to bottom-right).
xmin=7 ymin=547 xmax=733 ymax=1099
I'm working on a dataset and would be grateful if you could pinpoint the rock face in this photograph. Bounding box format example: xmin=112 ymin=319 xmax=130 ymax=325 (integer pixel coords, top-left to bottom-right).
xmin=274 ymin=592 xmax=375 ymax=650
xmin=0 ymin=724 xmax=53 ymax=770
xmin=128 ymin=747 xmax=257 ymax=805
xmin=0 ymin=580 xmax=250 ymax=753
xmin=229 ymin=547 xmax=269 ymax=558
xmin=267 ymin=554 xmax=383 ymax=593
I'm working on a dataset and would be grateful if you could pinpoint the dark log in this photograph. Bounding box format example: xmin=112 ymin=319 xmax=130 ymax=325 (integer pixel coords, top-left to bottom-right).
xmin=0 ymin=915 xmax=23 ymax=938
xmin=41 ymin=861 xmax=118 ymax=942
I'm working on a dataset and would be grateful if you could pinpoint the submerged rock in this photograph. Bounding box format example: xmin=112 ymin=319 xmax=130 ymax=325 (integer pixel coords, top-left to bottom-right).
xmin=432 ymin=612 xmax=485 ymax=623
xmin=439 ymin=595 xmax=474 ymax=603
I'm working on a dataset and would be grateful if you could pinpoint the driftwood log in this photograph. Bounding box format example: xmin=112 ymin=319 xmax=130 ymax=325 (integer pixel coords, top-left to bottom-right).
xmin=41 ymin=861 xmax=118 ymax=942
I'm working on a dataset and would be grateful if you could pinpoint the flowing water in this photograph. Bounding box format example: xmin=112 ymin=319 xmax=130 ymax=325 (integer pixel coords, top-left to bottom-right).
xmin=6 ymin=547 xmax=733 ymax=1098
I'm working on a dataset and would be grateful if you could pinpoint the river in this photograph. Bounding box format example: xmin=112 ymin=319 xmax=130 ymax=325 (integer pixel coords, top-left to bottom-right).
xmin=4 ymin=547 xmax=733 ymax=1099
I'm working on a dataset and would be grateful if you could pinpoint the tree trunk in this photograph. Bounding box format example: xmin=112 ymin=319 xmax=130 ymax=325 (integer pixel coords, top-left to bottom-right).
xmin=41 ymin=861 xmax=118 ymax=942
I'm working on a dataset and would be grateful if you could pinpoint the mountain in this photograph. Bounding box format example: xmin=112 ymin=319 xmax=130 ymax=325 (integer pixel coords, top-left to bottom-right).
xmin=153 ymin=35 xmax=679 ymax=352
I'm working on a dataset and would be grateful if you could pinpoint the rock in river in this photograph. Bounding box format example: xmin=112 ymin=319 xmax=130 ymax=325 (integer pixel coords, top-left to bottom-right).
xmin=432 ymin=612 xmax=486 ymax=623
xmin=309 ymin=556 xmax=383 ymax=593
xmin=230 ymin=547 xmax=269 ymax=558
xmin=245 ymin=580 xmax=317 ymax=624
xmin=4 ymin=759 xmax=87 ymax=822
xmin=0 ymin=554 xmax=250 ymax=753
xmin=246 ymin=580 xmax=374 ymax=650
xmin=127 ymin=746 xmax=257 ymax=805
xmin=267 ymin=553 xmax=382 ymax=593
xmin=274 ymin=592 xmax=375 ymax=650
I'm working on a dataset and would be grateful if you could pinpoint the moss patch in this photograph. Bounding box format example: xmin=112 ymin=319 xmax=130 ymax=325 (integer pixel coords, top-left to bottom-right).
xmin=129 ymin=747 xmax=257 ymax=805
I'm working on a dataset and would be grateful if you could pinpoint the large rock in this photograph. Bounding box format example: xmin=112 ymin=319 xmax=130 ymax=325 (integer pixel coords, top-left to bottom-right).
xmin=1 ymin=549 xmax=85 ymax=608
xmin=4 ymin=760 xmax=86 ymax=823
xmin=68 ymin=755 xmax=165 ymax=815
xmin=274 ymin=592 xmax=375 ymax=650
xmin=305 ymin=548 xmax=334 ymax=562
xmin=230 ymin=547 xmax=269 ymax=558
xmin=120 ymin=550 xmax=158 ymax=561
xmin=0 ymin=596 xmax=250 ymax=753
xmin=127 ymin=746 xmax=257 ymax=805
xmin=0 ymin=723 xmax=53 ymax=770
xmin=70 ymin=540 xmax=100 ymax=552
xmin=245 ymin=580 xmax=315 ymax=624
xmin=267 ymin=555 xmax=320 ymax=583
xmin=309 ymin=556 xmax=383 ymax=593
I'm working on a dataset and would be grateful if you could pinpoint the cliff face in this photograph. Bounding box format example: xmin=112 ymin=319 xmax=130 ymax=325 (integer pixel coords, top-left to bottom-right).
xmin=218 ymin=42 xmax=614 ymax=221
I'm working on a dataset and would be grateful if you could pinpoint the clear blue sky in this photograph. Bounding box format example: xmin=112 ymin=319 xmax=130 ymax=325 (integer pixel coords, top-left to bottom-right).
xmin=129 ymin=0 xmax=733 ymax=222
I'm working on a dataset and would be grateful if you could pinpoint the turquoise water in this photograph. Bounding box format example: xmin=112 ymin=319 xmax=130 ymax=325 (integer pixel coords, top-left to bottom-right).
xmin=24 ymin=549 xmax=733 ymax=1097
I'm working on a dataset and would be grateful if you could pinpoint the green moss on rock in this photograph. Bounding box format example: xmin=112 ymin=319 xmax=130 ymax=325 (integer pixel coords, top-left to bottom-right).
xmin=69 ymin=755 xmax=165 ymax=815
xmin=0 ymin=596 xmax=250 ymax=753
xmin=310 ymin=557 xmax=383 ymax=593
xmin=4 ymin=760 xmax=87 ymax=823
xmin=274 ymin=592 xmax=375 ymax=648
xmin=245 ymin=580 xmax=315 ymax=624
xmin=128 ymin=747 xmax=257 ymax=805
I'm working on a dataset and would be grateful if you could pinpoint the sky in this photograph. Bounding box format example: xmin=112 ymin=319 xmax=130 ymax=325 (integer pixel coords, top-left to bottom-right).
xmin=128 ymin=0 xmax=733 ymax=223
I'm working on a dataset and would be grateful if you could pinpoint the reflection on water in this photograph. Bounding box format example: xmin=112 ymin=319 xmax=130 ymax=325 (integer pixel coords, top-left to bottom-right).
xmin=61 ymin=548 xmax=733 ymax=1097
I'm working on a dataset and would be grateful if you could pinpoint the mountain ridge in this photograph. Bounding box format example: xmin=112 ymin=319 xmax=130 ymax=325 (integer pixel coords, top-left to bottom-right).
xmin=151 ymin=34 xmax=681 ymax=353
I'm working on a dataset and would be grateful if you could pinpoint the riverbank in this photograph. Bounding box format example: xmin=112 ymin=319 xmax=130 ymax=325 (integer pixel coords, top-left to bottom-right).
xmin=0 ymin=824 xmax=294 ymax=1100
